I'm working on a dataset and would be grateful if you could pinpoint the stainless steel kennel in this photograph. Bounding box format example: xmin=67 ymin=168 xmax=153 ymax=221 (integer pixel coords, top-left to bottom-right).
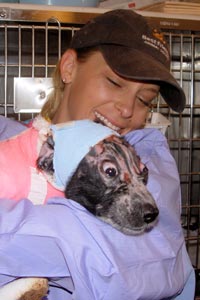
xmin=0 ymin=4 xmax=199 ymax=298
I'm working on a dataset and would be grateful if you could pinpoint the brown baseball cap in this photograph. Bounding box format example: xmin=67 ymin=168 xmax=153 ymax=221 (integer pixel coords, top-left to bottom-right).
xmin=70 ymin=9 xmax=185 ymax=113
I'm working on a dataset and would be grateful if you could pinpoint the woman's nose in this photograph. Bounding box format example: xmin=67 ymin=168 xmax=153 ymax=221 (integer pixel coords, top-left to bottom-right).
xmin=115 ymin=98 xmax=135 ymax=118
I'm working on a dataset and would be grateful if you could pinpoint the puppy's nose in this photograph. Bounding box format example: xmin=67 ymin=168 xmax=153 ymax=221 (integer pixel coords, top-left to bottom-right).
xmin=143 ymin=205 xmax=159 ymax=224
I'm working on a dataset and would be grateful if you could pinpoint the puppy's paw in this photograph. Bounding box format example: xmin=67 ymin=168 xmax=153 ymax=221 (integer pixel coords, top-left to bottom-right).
xmin=19 ymin=278 xmax=48 ymax=300
xmin=0 ymin=277 xmax=48 ymax=300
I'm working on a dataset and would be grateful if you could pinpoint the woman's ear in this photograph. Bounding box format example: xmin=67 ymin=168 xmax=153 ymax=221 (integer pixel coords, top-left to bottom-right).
xmin=60 ymin=49 xmax=77 ymax=84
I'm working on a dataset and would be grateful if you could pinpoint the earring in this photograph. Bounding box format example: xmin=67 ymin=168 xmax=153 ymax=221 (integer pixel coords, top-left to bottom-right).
xmin=62 ymin=78 xmax=66 ymax=83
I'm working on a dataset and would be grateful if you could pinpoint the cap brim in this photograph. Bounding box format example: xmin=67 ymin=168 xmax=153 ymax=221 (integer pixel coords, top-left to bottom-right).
xmin=100 ymin=45 xmax=186 ymax=113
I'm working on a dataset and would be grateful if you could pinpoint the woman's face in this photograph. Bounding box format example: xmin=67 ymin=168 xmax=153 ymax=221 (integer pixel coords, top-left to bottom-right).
xmin=55 ymin=50 xmax=160 ymax=135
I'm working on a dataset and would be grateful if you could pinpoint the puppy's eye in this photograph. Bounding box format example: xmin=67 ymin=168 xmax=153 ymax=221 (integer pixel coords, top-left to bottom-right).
xmin=102 ymin=162 xmax=118 ymax=177
xmin=141 ymin=166 xmax=148 ymax=184
xmin=139 ymin=176 xmax=147 ymax=185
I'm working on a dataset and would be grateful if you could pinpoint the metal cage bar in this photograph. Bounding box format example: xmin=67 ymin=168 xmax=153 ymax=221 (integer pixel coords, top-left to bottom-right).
xmin=162 ymin=32 xmax=200 ymax=275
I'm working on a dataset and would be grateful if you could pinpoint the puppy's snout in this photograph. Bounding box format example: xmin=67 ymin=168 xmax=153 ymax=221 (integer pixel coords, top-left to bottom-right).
xmin=143 ymin=204 xmax=159 ymax=224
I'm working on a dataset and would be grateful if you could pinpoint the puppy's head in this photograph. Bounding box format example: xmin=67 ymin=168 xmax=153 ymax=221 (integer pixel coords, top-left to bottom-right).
xmin=65 ymin=135 xmax=159 ymax=235
xmin=36 ymin=120 xmax=159 ymax=235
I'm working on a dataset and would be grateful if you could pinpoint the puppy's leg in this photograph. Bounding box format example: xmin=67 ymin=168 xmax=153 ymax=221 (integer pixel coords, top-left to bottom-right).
xmin=0 ymin=278 xmax=48 ymax=300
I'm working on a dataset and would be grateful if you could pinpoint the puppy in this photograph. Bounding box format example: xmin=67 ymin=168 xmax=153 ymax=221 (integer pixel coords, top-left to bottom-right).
xmin=0 ymin=122 xmax=159 ymax=300
xmin=37 ymin=134 xmax=159 ymax=235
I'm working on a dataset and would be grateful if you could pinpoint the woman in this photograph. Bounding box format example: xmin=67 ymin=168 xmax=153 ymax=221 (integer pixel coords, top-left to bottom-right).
xmin=0 ymin=9 xmax=195 ymax=300
xmin=41 ymin=10 xmax=184 ymax=129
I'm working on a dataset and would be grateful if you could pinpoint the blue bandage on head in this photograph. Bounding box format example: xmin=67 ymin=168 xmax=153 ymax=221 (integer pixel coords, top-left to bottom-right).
xmin=51 ymin=120 xmax=119 ymax=190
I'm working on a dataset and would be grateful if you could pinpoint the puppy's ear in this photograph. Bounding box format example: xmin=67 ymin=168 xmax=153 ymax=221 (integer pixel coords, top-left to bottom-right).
xmin=36 ymin=135 xmax=55 ymax=175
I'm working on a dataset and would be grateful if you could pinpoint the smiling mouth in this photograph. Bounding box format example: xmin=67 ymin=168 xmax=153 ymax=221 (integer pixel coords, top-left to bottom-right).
xmin=94 ymin=111 xmax=120 ymax=132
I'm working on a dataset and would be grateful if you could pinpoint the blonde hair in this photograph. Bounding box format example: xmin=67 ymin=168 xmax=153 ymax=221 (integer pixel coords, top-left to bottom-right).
xmin=40 ymin=59 xmax=64 ymax=122
xmin=40 ymin=47 xmax=101 ymax=122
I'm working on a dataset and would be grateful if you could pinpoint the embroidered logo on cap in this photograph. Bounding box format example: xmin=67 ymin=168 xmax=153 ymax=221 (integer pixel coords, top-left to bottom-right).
xmin=142 ymin=29 xmax=169 ymax=61
xmin=152 ymin=29 xmax=166 ymax=44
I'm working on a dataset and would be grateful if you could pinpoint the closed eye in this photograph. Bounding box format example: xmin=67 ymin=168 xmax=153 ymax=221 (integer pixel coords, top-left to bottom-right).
xmin=137 ymin=97 xmax=152 ymax=108
xmin=107 ymin=77 xmax=121 ymax=88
